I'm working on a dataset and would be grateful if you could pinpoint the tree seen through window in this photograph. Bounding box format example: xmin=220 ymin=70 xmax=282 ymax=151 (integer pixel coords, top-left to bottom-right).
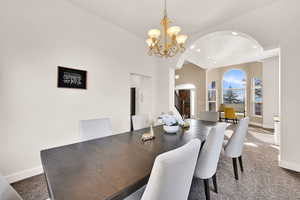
xmin=223 ymin=69 xmax=246 ymax=104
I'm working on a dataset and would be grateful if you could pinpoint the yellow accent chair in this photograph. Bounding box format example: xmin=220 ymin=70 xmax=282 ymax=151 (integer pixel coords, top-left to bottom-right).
xmin=224 ymin=107 xmax=238 ymax=124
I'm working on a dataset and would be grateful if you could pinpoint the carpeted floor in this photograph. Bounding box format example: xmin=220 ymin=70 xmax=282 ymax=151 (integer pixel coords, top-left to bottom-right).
xmin=12 ymin=125 xmax=300 ymax=200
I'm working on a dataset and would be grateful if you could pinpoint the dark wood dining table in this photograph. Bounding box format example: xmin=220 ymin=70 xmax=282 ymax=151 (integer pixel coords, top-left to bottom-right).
xmin=41 ymin=119 xmax=218 ymax=200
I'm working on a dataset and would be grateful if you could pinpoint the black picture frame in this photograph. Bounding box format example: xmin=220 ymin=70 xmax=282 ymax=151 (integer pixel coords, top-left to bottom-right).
xmin=57 ymin=66 xmax=87 ymax=89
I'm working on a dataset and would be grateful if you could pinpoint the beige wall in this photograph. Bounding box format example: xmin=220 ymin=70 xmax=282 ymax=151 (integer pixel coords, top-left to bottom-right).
xmin=207 ymin=62 xmax=263 ymax=124
xmin=175 ymin=63 xmax=206 ymax=117
xmin=262 ymin=57 xmax=280 ymax=129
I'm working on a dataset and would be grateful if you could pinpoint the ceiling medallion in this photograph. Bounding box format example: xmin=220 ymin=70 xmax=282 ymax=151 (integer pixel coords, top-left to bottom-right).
xmin=146 ymin=0 xmax=188 ymax=58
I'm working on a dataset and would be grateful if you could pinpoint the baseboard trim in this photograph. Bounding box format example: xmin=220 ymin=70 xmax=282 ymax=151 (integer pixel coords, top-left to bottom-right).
xmin=249 ymin=122 xmax=263 ymax=127
xmin=5 ymin=166 xmax=43 ymax=183
xmin=263 ymin=124 xmax=274 ymax=129
xmin=279 ymin=159 xmax=300 ymax=172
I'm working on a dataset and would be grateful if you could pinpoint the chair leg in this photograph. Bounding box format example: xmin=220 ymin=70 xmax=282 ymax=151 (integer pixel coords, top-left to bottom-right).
xmin=203 ymin=179 xmax=210 ymax=200
xmin=200 ymin=141 xmax=206 ymax=151
xmin=238 ymin=156 xmax=244 ymax=172
xmin=212 ymin=173 xmax=218 ymax=193
xmin=232 ymin=158 xmax=239 ymax=180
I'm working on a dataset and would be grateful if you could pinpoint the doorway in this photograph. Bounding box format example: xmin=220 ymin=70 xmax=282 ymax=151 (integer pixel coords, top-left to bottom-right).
xmin=175 ymin=89 xmax=191 ymax=118
xmin=130 ymin=73 xmax=153 ymax=130
xmin=130 ymin=87 xmax=136 ymax=131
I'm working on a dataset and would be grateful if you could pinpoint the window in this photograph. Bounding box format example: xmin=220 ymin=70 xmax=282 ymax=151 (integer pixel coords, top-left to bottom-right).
xmin=252 ymin=78 xmax=262 ymax=116
xmin=208 ymin=81 xmax=217 ymax=111
xmin=223 ymin=69 xmax=246 ymax=105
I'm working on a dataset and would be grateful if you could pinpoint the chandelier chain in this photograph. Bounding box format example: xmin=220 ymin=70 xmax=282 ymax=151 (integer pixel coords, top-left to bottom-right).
xmin=164 ymin=0 xmax=167 ymax=16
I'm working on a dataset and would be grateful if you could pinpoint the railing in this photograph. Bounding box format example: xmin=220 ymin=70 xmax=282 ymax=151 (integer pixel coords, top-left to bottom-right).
xmin=174 ymin=91 xmax=183 ymax=118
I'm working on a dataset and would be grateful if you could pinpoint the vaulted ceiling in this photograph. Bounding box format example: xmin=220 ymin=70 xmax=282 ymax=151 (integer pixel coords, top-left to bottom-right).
xmin=178 ymin=31 xmax=279 ymax=69
xmin=68 ymin=0 xmax=278 ymax=39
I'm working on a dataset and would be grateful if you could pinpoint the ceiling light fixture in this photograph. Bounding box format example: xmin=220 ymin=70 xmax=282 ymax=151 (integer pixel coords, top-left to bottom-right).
xmin=196 ymin=49 xmax=201 ymax=52
xmin=190 ymin=45 xmax=195 ymax=49
xmin=232 ymin=32 xmax=238 ymax=36
xmin=146 ymin=0 xmax=188 ymax=58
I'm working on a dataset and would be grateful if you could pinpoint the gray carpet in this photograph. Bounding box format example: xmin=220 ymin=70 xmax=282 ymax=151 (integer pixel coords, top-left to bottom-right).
xmin=12 ymin=126 xmax=300 ymax=200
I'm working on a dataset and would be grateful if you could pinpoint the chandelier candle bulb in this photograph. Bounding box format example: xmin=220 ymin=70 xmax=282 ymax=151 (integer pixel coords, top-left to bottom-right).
xmin=146 ymin=38 xmax=153 ymax=47
xmin=148 ymin=29 xmax=161 ymax=39
xmin=176 ymin=35 xmax=188 ymax=44
xmin=167 ymin=26 xmax=181 ymax=36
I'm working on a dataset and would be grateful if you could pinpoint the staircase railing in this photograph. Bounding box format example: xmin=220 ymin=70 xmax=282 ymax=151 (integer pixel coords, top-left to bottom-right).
xmin=174 ymin=91 xmax=183 ymax=119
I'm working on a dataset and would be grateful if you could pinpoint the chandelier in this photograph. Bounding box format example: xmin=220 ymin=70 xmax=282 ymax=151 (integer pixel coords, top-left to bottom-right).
xmin=146 ymin=0 xmax=188 ymax=58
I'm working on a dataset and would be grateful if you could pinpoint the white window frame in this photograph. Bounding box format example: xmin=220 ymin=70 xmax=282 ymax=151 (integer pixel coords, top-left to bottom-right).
xmin=207 ymin=81 xmax=217 ymax=112
xmin=252 ymin=78 xmax=263 ymax=117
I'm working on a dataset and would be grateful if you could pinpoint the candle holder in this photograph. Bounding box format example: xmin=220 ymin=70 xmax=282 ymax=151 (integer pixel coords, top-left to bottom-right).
xmin=141 ymin=120 xmax=155 ymax=142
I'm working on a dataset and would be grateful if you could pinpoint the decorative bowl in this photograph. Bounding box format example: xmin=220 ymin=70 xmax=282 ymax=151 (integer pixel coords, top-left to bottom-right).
xmin=163 ymin=125 xmax=179 ymax=133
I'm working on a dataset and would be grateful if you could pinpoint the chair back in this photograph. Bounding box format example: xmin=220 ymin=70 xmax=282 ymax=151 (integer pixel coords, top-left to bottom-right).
xmin=224 ymin=107 xmax=237 ymax=119
xmin=0 ymin=174 xmax=22 ymax=200
xmin=132 ymin=115 xmax=149 ymax=131
xmin=141 ymin=139 xmax=201 ymax=200
xmin=224 ymin=103 xmax=245 ymax=113
xmin=219 ymin=104 xmax=225 ymax=112
xmin=194 ymin=123 xmax=227 ymax=179
xmin=224 ymin=117 xmax=249 ymax=157
xmin=79 ymin=118 xmax=112 ymax=141
xmin=198 ymin=112 xmax=219 ymax=122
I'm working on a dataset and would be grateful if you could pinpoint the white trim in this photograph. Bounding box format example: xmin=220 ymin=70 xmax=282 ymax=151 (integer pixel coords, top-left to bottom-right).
xmin=251 ymin=77 xmax=263 ymax=117
xmin=5 ymin=166 xmax=43 ymax=183
xmin=207 ymin=81 xmax=217 ymax=112
xmin=263 ymin=124 xmax=274 ymax=129
xmin=249 ymin=122 xmax=263 ymax=127
xmin=279 ymin=159 xmax=300 ymax=173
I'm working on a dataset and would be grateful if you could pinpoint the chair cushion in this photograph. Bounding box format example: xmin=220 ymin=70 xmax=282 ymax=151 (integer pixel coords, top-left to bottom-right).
xmin=123 ymin=185 xmax=146 ymax=200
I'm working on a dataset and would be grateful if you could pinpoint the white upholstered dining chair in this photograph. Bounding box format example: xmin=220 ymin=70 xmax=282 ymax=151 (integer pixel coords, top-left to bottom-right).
xmin=224 ymin=117 xmax=249 ymax=180
xmin=198 ymin=112 xmax=219 ymax=122
xmin=124 ymin=139 xmax=201 ymax=200
xmin=132 ymin=115 xmax=149 ymax=131
xmin=194 ymin=123 xmax=227 ymax=200
xmin=79 ymin=118 xmax=112 ymax=141
xmin=0 ymin=174 xmax=22 ymax=200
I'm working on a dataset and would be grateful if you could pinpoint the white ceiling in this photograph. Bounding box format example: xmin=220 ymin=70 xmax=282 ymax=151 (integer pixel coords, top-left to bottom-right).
xmin=179 ymin=31 xmax=279 ymax=69
xmin=68 ymin=0 xmax=278 ymax=39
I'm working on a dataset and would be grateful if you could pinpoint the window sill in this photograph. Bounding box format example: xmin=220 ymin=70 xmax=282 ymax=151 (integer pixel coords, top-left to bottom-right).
xmin=252 ymin=115 xmax=263 ymax=118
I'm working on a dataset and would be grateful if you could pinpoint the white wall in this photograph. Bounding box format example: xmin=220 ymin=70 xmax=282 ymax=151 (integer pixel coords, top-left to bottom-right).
xmin=187 ymin=0 xmax=300 ymax=172
xmin=0 ymin=0 xmax=170 ymax=181
xmin=262 ymin=57 xmax=280 ymax=129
